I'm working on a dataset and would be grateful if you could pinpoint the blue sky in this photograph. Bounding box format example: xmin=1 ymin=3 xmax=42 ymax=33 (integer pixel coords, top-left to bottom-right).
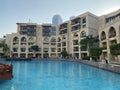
xmin=0 ymin=0 xmax=120 ymax=38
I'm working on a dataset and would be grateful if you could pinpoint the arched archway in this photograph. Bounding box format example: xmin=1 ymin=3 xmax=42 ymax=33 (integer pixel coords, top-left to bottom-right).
xmin=57 ymin=37 xmax=61 ymax=42
xmin=73 ymin=32 xmax=78 ymax=37
xmin=108 ymin=27 xmax=116 ymax=38
xmin=80 ymin=31 xmax=86 ymax=37
xmin=100 ymin=31 xmax=106 ymax=40
xmin=21 ymin=37 xmax=27 ymax=42
xmin=13 ymin=36 xmax=19 ymax=42
xmin=62 ymin=35 xmax=66 ymax=40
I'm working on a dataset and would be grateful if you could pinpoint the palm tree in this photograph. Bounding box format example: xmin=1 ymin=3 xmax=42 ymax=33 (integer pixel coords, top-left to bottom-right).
xmin=30 ymin=45 xmax=39 ymax=58
xmin=61 ymin=50 xmax=68 ymax=58
xmin=80 ymin=35 xmax=99 ymax=57
xmin=0 ymin=41 xmax=10 ymax=58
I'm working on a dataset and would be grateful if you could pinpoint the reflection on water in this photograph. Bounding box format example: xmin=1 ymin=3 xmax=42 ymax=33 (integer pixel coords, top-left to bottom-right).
xmin=0 ymin=60 xmax=120 ymax=90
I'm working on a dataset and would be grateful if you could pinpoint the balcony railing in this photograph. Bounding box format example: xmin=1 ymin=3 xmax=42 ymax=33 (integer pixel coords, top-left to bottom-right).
xmin=102 ymin=47 xmax=107 ymax=50
xmin=62 ymin=42 xmax=66 ymax=46
xmin=71 ymin=25 xmax=81 ymax=31
xmin=13 ymin=41 xmax=19 ymax=43
xmin=101 ymin=37 xmax=106 ymax=40
xmin=59 ymin=24 xmax=67 ymax=29
xmin=21 ymin=41 xmax=27 ymax=43
xmin=59 ymin=29 xmax=67 ymax=34
xmin=109 ymin=34 xmax=116 ymax=38
xmin=73 ymin=43 xmax=79 ymax=45
xmin=57 ymin=44 xmax=61 ymax=47
xmin=71 ymin=18 xmax=81 ymax=25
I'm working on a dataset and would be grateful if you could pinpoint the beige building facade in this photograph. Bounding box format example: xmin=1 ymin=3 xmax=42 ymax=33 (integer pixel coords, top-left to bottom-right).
xmin=5 ymin=12 xmax=99 ymax=59
xmin=4 ymin=10 xmax=120 ymax=62
xmin=99 ymin=9 xmax=120 ymax=62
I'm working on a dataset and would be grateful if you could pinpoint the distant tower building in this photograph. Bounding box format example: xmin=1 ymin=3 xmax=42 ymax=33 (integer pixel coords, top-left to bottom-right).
xmin=52 ymin=14 xmax=62 ymax=24
xmin=69 ymin=16 xmax=75 ymax=20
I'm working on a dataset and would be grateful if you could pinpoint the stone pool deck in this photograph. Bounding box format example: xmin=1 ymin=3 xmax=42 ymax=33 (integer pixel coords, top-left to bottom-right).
xmin=44 ymin=58 xmax=120 ymax=74
xmin=37 ymin=58 xmax=120 ymax=74
xmin=75 ymin=60 xmax=120 ymax=74
xmin=1 ymin=58 xmax=120 ymax=74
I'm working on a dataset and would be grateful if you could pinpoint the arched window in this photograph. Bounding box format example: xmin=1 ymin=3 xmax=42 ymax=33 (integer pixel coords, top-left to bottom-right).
xmin=13 ymin=37 xmax=19 ymax=42
xmin=21 ymin=37 xmax=27 ymax=42
xmin=73 ymin=32 xmax=78 ymax=37
xmin=100 ymin=31 xmax=106 ymax=40
xmin=51 ymin=37 xmax=56 ymax=42
xmin=57 ymin=37 xmax=61 ymax=42
xmin=62 ymin=36 xmax=66 ymax=40
xmin=80 ymin=31 xmax=86 ymax=37
xmin=108 ymin=27 xmax=116 ymax=38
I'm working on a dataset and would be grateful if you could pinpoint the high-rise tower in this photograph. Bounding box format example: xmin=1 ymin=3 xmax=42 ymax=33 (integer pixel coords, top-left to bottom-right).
xmin=52 ymin=14 xmax=62 ymax=24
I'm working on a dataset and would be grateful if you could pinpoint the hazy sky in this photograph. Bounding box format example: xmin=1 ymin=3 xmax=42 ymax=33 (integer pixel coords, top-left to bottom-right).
xmin=0 ymin=0 xmax=120 ymax=38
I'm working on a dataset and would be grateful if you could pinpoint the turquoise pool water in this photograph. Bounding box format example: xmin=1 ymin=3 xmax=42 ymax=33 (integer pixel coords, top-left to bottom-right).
xmin=0 ymin=60 xmax=120 ymax=90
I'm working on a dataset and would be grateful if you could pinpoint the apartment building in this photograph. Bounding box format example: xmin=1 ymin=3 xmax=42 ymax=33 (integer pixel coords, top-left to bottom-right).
xmin=5 ymin=12 xmax=98 ymax=59
xmin=37 ymin=24 xmax=58 ymax=58
xmin=99 ymin=9 xmax=120 ymax=62
xmin=5 ymin=10 xmax=120 ymax=62
xmin=69 ymin=12 xmax=98 ymax=59
xmin=5 ymin=23 xmax=38 ymax=58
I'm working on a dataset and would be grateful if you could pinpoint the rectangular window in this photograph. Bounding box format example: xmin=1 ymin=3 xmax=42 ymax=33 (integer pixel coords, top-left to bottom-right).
xmin=13 ymin=48 xmax=18 ymax=52
xmin=82 ymin=24 xmax=86 ymax=28
xmin=73 ymin=47 xmax=79 ymax=51
xmin=82 ymin=18 xmax=86 ymax=23
xmin=51 ymin=48 xmax=56 ymax=52
xmin=57 ymin=48 xmax=61 ymax=52
xmin=21 ymin=48 xmax=26 ymax=52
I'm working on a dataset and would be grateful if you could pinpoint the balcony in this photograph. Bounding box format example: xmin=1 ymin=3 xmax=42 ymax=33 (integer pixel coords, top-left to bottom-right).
xmin=62 ymin=42 xmax=66 ymax=46
xmin=109 ymin=34 xmax=116 ymax=38
xmin=57 ymin=48 xmax=61 ymax=52
xmin=42 ymin=26 xmax=51 ymax=36
xmin=43 ymin=43 xmax=49 ymax=46
xmin=73 ymin=40 xmax=79 ymax=45
xmin=28 ymin=43 xmax=34 ymax=46
xmin=21 ymin=48 xmax=26 ymax=52
xmin=102 ymin=47 xmax=107 ymax=50
xmin=71 ymin=25 xmax=81 ymax=31
xmin=82 ymin=18 xmax=86 ymax=24
xmin=71 ymin=18 xmax=81 ymax=25
xmin=59 ymin=23 xmax=67 ymax=30
xmin=13 ymin=50 xmax=18 ymax=53
xmin=21 ymin=41 xmax=26 ymax=43
xmin=57 ymin=43 xmax=61 ymax=47
xmin=73 ymin=47 xmax=79 ymax=52
xmin=59 ymin=29 xmax=67 ymax=34
xmin=101 ymin=37 xmax=106 ymax=40
xmin=21 ymin=43 xmax=26 ymax=45
xmin=13 ymin=40 xmax=19 ymax=43
xmin=51 ymin=48 xmax=56 ymax=52
xmin=13 ymin=43 xmax=19 ymax=46
xmin=42 ymin=33 xmax=51 ymax=37
xmin=73 ymin=43 xmax=79 ymax=45
xmin=51 ymin=43 xmax=56 ymax=46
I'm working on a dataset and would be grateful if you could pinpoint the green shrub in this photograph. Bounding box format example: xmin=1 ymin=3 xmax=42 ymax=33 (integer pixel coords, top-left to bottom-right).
xmin=110 ymin=43 xmax=120 ymax=55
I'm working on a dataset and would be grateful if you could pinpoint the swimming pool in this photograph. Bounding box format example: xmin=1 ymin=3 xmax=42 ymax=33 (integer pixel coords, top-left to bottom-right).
xmin=0 ymin=60 xmax=120 ymax=90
